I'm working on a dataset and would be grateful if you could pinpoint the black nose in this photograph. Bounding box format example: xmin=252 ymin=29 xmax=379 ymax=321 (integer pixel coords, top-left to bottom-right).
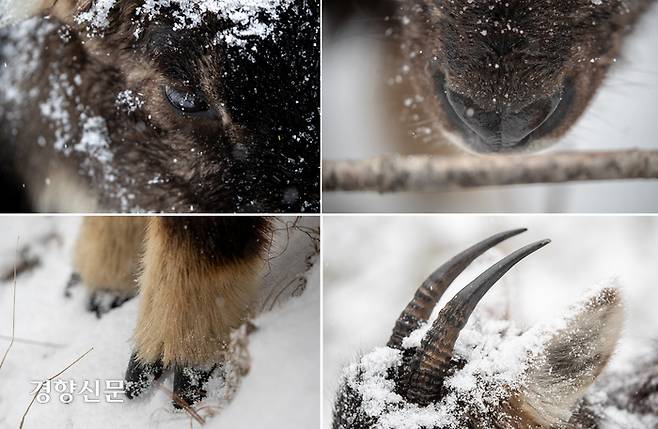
xmin=445 ymin=89 xmax=562 ymax=147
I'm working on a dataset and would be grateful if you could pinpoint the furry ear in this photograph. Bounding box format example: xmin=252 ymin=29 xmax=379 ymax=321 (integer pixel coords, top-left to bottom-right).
xmin=518 ymin=287 xmax=623 ymax=426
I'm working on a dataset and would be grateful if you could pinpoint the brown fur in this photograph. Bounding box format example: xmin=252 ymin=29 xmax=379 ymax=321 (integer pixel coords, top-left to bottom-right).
xmin=332 ymin=287 xmax=641 ymax=429
xmin=385 ymin=0 xmax=653 ymax=153
xmin=74 ymin=216 xmax=146 ymax=293
xmin=72 ymin=216 xmax=269 ymax=367
xmin=0 ymin=0 xmax=320 ymax=212
xmin=519 ymin=288 xmax=624 ymax=427
xmin=132 ymin=217 xmax=264 ymax=366
xmin=324 ymin=1 xmax=654 ymax=156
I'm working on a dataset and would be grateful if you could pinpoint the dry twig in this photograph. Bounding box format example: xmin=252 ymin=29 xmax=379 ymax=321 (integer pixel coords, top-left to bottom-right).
xmin=154 ymin=380 xmax=206 ymax=425
xmin=0 ymin=237 xmax=19 ymax=371
xmin=323 ymin=150 xmax=658 ymax=192
xmin=20 ymin=347 xmax=94 ymax=428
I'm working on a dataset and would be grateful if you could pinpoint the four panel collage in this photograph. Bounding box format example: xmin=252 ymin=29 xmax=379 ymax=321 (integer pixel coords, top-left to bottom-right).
xmin=0 ymin=1 xmax=656 ymax=428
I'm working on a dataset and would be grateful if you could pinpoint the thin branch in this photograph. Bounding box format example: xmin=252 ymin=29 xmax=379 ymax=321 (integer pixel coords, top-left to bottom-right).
xmin=154 ymin=380 xmax=206 ymax=425
xmin=20 ymin=347 xmax=94 ymax=429
xmin=0 ymin=237 xmax=19 ymax=371
xmin=323 ymin=150 xmax=658 ymax=192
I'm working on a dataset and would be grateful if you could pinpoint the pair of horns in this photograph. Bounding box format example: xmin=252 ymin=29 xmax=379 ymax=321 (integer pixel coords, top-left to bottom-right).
xmin=387 ymin=229 xmax=550 ymax=406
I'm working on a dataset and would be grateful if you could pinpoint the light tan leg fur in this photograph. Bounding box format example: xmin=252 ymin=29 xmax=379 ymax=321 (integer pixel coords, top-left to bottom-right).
xmin=132 ymin=218 xmax=264 ymax=367
xmin=74 ymin=217 xmax=146 ymax=294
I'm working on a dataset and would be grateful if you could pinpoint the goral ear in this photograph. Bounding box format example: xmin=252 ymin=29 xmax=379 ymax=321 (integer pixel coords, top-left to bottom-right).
xmin=518 ymin=287 xmax=623 ymax=427
xmin=1 ymin=0 xmax=87 ymax=26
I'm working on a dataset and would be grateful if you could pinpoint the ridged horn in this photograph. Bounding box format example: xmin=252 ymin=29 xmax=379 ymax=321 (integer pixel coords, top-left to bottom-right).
xmin=387 ymin=228 xmax=528 ymax=349
xmin=404 ymin=239 xmax=551 ymax=406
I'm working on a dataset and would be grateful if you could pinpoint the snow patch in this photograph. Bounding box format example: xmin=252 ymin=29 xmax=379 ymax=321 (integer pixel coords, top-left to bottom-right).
xmin=0 ymin=217 xmax=320 ymax=428
xmin=340 ymin=281 xmax=627 ymax=429
xmin=75 ymin=115 xmax=114 ymax=172
xmin=115 ymin=89 xmax=144 ymax=113
xmin=75 ymin=0 xmax=293 ymax=47
xmin=39 ymin=71 xmax=76 ymax=153
xmin=0 ymin=18 xmax=56 ymax=107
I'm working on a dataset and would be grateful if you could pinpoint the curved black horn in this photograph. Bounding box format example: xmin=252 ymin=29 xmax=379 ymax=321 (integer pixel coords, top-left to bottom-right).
xmin=387 ymin=228 xmax=527 ymax=349
xmin=404 ymin=239 xmax=551 ymax=406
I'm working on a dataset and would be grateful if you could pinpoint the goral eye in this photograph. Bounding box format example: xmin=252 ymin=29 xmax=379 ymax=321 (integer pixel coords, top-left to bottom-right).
xmin=164 ymin=85 xmax=210 ymax=115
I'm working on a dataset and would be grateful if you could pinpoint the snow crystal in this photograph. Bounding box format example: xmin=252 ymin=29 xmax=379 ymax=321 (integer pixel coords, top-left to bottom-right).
xmin=345 ymin=347 xmax=403 ymax=418
xmin=76 ymin=0 xmax=293 ymax=47
xmin=74 ymin=115 xmax=136 ymax=211
xmin=0 ymin=18 xmax=56 ymax=106
xmin=115 ymin=89 xmax=144 ymax=113
xmin=203 ymin=325 xmax=252 ymax=410
xmin=1 ymin=17 xmax=139 ymax=210
xmin=75 ymin=115 xmax=114 ymax=170
xmin=39 ymin=71 xmax=76 ymax=153
xmin=75 ymin=0 xmax=118 ymax=29
xmin=344 ymin=317 xmax=534 ymax=429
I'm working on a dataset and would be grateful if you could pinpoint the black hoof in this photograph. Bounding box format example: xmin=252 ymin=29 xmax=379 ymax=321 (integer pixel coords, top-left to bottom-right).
xmin=172 ymin=364 xmax=218 ymax=409
xmin=1 ymin=247 xmax=41 ymax=282
xmin=64 ymin=273 xmax=81 ymax=298
xmin=87 ymin=291 xmax=135 ymax=318
xmin=124 ymin=352 xmax=164 ymax=400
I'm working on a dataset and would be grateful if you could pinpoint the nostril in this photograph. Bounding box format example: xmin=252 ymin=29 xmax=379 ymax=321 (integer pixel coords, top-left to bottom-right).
xmin=502 ymin=93 xmax=562 ymax=142
xmin=445 ymin=88 xmax=562 ymax=146
xmin=445 ymin=89 xmax=499 ymax=142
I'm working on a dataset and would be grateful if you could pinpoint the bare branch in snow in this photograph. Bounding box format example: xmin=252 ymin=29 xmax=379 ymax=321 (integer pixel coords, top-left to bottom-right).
xmin=323 ymin=150 xmax=658 ymax=193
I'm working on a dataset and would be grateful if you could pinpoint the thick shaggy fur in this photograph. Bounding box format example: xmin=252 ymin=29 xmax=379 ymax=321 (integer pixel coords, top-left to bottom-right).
xmin=73 ymin=216 xmax=270 ymax=367
xmin=332 ymin=287 xmax=655 ymax=429
xmin=0 ymin=0 xmax=319 ymax=212
xmin=133 ymin=217 xmax=268 ymax=366
xmin=74 ymin=216 xmax=146 ymax=293
xmin=520 ymin=288 xmax=624 ymax=427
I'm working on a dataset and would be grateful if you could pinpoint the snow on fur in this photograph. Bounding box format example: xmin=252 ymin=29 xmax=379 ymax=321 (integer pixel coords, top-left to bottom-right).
xmin=76 ymin=0 xmax=293 ymax=46
xmin=338 ymin=281 xmax=637 ymax=429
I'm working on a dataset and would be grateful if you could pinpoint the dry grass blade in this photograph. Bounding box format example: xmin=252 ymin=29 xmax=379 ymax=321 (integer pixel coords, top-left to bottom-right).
xmin=154 ymin=379 xmax=206 ymax=425
xmin=261 ymin=217 xmax=320 ymax=311
xmin=20 ymin=347 xmax=94 ymax=429
xmin=0 ymin=236 xmax=19 ymax=371
xmin=0 ymin=335 xmax=65 ymax=349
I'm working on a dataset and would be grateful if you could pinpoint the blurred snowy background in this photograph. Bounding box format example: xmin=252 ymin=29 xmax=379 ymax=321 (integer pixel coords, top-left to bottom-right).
xmin=0 ymin=216 xmax=320 ymax=429
xmin=323 ymin=3 xmax=658 ymax=212
xmin=323 ymin=216 xmax=658 ymax=426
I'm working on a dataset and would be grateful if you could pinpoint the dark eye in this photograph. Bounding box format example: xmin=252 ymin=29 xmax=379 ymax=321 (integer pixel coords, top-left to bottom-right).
xmin=164 ymin=85 xmax=211 ymax=115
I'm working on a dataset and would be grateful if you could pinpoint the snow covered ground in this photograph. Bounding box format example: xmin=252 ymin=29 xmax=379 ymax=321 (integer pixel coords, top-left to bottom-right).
xmin=323 ymin=216 xmax=658 ymax=427
xmin=0 ymin=216 xmax=320 ymax=429
xmin=323 ymin=3 xmax=658 ymax=213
